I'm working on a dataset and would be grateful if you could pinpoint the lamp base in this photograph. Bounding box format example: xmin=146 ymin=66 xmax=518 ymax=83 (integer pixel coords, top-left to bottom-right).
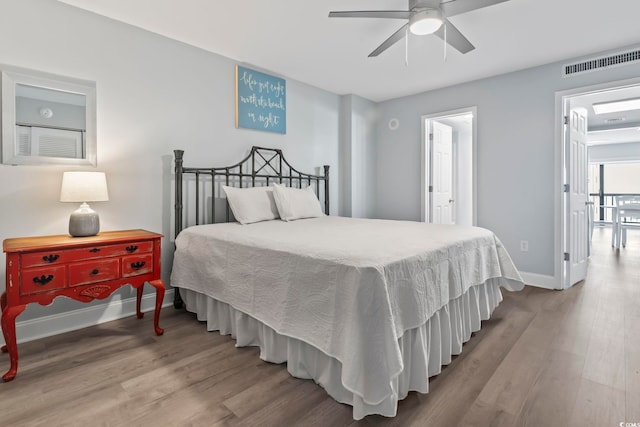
xmin=69 ymin=202 xmax=100 ymax=237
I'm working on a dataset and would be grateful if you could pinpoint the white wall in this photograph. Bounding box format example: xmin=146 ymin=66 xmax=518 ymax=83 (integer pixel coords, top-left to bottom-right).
xmin=375 ymin=44 xmax=640 ymax=277
xmin=340 ymin=95 xmax=377 ymax=218
xmin=5 ymin=0 xmax=640 ymax=332
xmin=0 ymin=0 xmax=342 ymax=324
xmin=16 ymin=97 xmax=85 ymax=130
xmin=454 ymin=124 xmax=473 ymax=226
xmin=589 ymin=142 xmax=640 ymax=163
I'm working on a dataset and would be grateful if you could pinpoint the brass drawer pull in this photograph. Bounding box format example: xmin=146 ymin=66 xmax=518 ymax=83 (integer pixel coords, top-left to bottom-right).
xmin=42 ymin=254 xmax=60 ymax=263
xmin=125 ymin=245 xmax=138 ymax=253
xmin=131 ymin=261 xmax=146 ymax=270
xmin=33 ymin=275 xmax=54 ymax=286
xmin=89 ymin=248 xmax=101 ymax=253
xmin=90 ymin=269 xmax=100 ymax=276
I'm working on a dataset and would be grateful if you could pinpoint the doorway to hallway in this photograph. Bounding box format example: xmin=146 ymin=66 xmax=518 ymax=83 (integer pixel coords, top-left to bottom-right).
xmin=422 ymin=107 xmax=476 ymax=226
xmin=558 ymin=78 xmax=640 ymax=288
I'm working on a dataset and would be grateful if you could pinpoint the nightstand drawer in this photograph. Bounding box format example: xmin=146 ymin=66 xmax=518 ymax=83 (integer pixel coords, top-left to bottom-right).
xmin=21 ymin=265 xmax=67 ymax=295
xmin=66 ymin=241 xmax=153 ymax=261
xmin=69 ymin=258 xmax=120 ymax=286
xmin=20 ymin=241 xmax=153 ymax=269
xmin=122 ymin=253 xmax=153 ymax=277
xmin=22 ymin=251 xmax=71 ymax=268
xmin=117 ymin=242 xmax=153 ymax=255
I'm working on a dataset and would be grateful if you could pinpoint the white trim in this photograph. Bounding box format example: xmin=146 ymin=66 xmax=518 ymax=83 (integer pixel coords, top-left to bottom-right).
xmin=555 ymin=76 xmax=640 ymax=290
xmin=589 ymin=156 xmax=640 ymax=165
xmin=420 ymin=117 xmax=428 ymax=222
xmin=519 ymin=272 xmax=560 ymax=290
xmin=0 ymin=289 xmax=174 ymax=346
xmin=421 ymin=106 xmax=478 ymax=225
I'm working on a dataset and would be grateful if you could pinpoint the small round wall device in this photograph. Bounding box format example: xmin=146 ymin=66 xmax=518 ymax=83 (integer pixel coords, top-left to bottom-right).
xmin=39 ymin=107 xmax=53 ymax=119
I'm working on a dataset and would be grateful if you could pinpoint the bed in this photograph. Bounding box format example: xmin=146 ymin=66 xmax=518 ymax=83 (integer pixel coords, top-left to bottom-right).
xmin=169 ymin=146 xmax=524 ymax=419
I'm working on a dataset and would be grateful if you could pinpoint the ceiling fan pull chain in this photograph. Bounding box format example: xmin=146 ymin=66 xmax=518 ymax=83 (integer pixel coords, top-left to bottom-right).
xmin=405 ymin=26 xmax=409 ymax=67
xmin=443 ymin=22 xmax=448 ymax=62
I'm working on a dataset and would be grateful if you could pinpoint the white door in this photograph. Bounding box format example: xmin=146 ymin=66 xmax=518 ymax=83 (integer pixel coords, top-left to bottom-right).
xmin=565 ymin=107 xmax=589 ymax=287
xmin=431 ymin=121 xmax=454 ymax=224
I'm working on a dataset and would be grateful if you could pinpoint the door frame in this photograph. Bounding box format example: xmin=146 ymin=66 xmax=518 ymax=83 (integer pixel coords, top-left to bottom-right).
xmin=421 ymin=106 xmax=477 ymax=225
xmin=555 ymin=76 xmax=640 ymax=289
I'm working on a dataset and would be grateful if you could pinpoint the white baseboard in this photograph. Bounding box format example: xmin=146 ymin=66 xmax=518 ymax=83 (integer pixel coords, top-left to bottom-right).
xmin=0 ymin=289 xmax=175 ymax=347
xmin=519 ymin=272 xmax=560 ymax=290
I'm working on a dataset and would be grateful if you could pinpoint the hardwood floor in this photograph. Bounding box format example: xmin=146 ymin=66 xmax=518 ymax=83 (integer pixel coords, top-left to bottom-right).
xmin=1 ymin=227 xmax=638 ymax=426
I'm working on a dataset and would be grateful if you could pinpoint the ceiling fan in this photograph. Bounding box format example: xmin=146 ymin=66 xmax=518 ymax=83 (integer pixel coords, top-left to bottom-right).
xmin=329 ymin=0 xmax=510 ymax=57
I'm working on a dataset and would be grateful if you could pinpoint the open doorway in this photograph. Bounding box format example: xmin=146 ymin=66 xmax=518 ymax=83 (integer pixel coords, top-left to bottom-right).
xmin=421 ymin=107 xmax=476 ymax=225
xmin=588 ymin=160 xmax=640 ymax=244
xmin=558 ymin=79 xmax=640 ymax=289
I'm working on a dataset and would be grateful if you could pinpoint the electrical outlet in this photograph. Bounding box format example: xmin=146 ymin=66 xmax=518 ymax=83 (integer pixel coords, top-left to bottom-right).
xmin=520 ymin=240 xmax=529 ymax=252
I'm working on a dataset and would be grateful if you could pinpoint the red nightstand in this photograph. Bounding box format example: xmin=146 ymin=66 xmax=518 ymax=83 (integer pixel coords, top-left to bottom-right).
xmin=1 ymin=229 xmax=165 ymax=382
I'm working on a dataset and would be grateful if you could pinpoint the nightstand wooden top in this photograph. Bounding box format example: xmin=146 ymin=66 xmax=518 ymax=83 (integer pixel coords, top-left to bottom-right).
xmin=3 ymin=229 xmax=163 ymax=253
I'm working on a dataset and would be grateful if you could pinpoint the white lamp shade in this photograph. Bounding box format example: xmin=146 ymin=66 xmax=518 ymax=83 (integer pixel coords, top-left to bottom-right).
xmin=60 ymin=171 xmax=109 ymax=203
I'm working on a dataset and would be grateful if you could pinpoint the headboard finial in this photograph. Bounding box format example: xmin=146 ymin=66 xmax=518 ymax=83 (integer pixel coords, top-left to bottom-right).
xmin=323 ymin=165 xmax=330 ymax=215
xmin=174 ymin=149 xmax=185 ymax=242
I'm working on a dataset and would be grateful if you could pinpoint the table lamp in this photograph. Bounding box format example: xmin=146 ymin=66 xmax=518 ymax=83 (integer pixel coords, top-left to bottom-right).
xmin=60 ymin=171 xmax=109 ymax=237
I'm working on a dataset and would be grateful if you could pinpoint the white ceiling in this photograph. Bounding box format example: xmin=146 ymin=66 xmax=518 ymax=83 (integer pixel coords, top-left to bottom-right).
xmin=571 ymin=84 xmax=640 ymax=145
xmin=57 ymin=0 xmax=640 ymax=102
xmin=55 ymin=0 xmax=640 ymax=147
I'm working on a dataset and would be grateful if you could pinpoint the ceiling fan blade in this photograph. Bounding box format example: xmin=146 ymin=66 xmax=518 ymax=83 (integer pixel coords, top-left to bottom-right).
xmin=369 ymin=24 xmax=409 ymax=57
xmin=421 ymin=0 xmax=443 ymax=9
xmin=328 ymin=11 xmax=412 ymax=19
xmin=440 ymin=0 xmax=510 ymax=18
xmin=433 ymin=19 xmax=475 ymax=54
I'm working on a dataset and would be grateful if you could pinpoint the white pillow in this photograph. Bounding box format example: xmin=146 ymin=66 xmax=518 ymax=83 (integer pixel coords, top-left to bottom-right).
xmin=222 ymin=185 xmax=279 ymax=224
xmin=272 ymin=183 xmax=325 ymax=221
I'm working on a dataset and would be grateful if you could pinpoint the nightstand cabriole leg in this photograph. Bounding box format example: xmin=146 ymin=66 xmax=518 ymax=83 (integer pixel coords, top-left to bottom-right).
xmin=148 ymin=279 xmax=165 ymax=336
xmin=2 ymin=304 xmax=26 ymax=382
xmin=136 ymin=286 xmax=144 ymax=319
xmin=0 ymin=292 xmax=6 ymax=353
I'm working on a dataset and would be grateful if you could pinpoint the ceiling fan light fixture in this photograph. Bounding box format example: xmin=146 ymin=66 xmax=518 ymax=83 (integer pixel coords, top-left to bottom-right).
xmin=408 ymin=9 xmax=443 ymax=35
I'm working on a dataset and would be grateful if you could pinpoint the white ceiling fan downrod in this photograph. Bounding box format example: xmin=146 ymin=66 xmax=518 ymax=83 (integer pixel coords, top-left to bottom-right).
xmin=443 ymin=22 xmax=447 ymax=62
xmin=405 ymin=26 xmax=409 ymax=67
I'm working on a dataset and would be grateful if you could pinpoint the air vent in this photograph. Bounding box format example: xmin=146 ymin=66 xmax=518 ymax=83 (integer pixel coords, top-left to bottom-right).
xmin=563 ymin=49 xmax=640 ymax=77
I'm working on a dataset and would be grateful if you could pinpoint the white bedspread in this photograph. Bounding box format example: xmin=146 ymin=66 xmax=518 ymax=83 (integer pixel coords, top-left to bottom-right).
xmin=170 ymin=216 xmax=524 ymax=406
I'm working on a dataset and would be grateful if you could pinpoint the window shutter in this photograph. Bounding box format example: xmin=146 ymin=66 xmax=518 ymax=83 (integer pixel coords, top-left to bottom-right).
xmin=15 ymin=125 xmax=83 ymax=159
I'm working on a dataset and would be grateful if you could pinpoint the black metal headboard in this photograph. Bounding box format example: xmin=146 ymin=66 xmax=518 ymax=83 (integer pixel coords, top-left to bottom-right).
xmin=174 ymin=146 xmax=330 ymax=238
xmin=172 ymin=146 xmax=330 ymax=308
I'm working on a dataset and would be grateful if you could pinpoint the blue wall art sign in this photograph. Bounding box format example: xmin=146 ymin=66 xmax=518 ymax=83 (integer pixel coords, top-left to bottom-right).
xmin=235 ymin=66 xmax=286 ymax=134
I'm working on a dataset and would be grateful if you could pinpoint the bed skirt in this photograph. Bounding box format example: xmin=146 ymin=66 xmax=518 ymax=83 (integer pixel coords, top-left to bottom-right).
xmin=179 ymin=278 xmax=504 ymax=420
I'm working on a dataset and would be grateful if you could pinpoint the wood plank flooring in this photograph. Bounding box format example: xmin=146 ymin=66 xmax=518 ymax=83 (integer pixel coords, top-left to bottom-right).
xmin=0 ymin=227 xmax=638 ymax=426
